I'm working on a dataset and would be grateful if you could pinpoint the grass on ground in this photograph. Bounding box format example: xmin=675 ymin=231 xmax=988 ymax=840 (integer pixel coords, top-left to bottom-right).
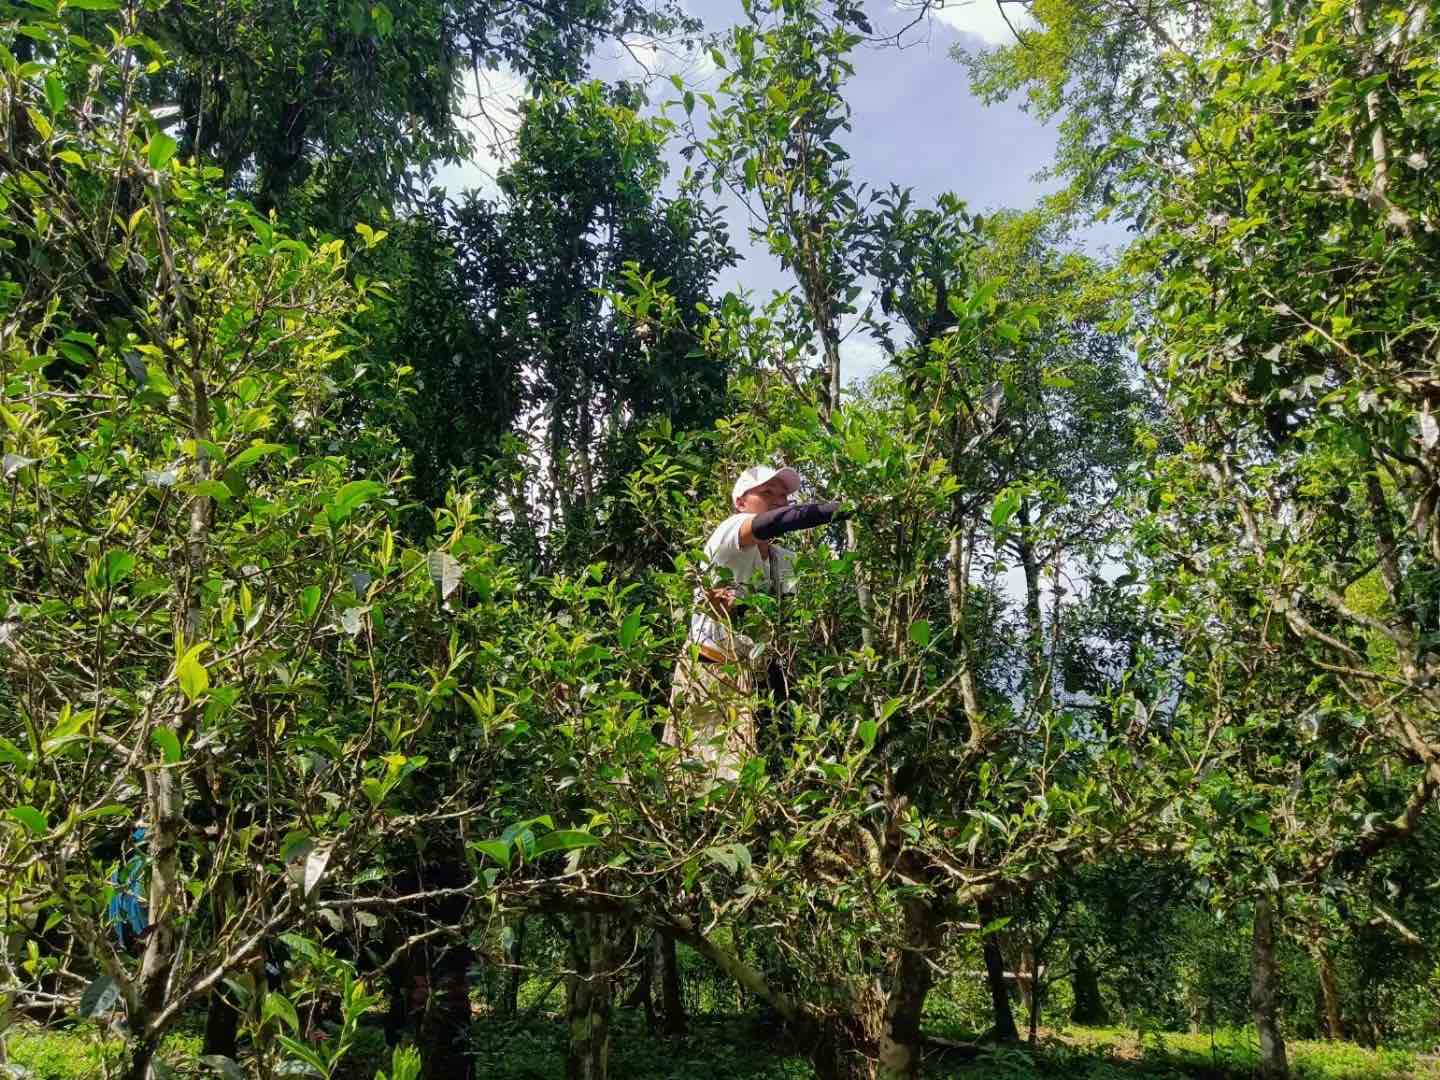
xmin=5 ymin=1013 xmax=1436 ymax=1079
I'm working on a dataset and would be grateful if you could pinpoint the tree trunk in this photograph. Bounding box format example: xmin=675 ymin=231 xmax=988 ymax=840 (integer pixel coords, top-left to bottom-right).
xmin=201 ymin=985 xmax=240 ymax=1059
xmin=657 ymin=930 xmax=686 ymax=1036
xmin=1016 ymin=509 xmax=1051 ymax=711
xmin=503 ymin=917 xmax=526 ymax=1017
xmin=565 ymin=913 xmax=613 ymax=1080
xmin=978 ymin=900 xmax=1018 ymax=1042
xmin=622 ymin=932 xmax=656 ymax=1029
xmin=947 ymin=531 xmax=985 ymax=746
xmin=419 ymin=939 xmax=474 ymax=1080
xmin=1250 ymin=895 xmax=1289 ymax=1080
xmin=123 ymin=1036 xmax=162 ymax=1080
xmin=1313 ymin=945 xmax=1344 ymax=1041
xmin=1026 ymin=945 xmax=1041 ymax=1045
xmin=876 ymin=900 xmax=938 ymax=1080
xmin=1069 ymin=946 xmax=1109 ymax=1026
xmin=1017 ymin=944 xmax=1036 ymax=1016
xmin=810 ymin=1011 xmax=879 ymax=1080
xmin=202 ymin=873 xmax=242 ymax=1058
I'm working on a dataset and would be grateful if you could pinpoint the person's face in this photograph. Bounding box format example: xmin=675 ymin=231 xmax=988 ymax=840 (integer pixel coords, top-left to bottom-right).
xmin=736 ymin=476 xmax=791 ymax=514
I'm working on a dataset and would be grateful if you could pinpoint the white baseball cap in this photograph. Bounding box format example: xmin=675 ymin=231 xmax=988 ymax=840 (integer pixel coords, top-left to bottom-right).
xmin=732 ymin=464 xmax=801 ymax=506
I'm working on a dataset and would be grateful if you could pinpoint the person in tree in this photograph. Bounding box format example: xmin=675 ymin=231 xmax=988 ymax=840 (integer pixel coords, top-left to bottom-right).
xmin=665 ymin=465 xmax=847 ymax=781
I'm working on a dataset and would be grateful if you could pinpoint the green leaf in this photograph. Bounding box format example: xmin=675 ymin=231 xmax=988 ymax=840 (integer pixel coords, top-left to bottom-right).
xmin=0 ymin=736 xmax=30 ymax=770
xmin=98 ymin=550 xmax=135 ymax=588
xmin=300 ymin=586 xmax=322 ymax=620
xmin=857 ymin=719 xmax=877 ymax=751
xmin=43 ymin=73 xmax=65 ymax=114
xmin=354 ymin=221 xmax=389 ymax=247
xmin=370 ymin=2 xmax=394 ymax=37
xmin=703 ymin=843 xmax=750 ymax=875
xmin=188 ymin=480 xmax=232 ymax=503
xmin=991 ymin=490 xmax=1021 ymax=528
xmin=261 ymin=991 xmax=299 ymax=1032
xmin=472 ymin=839 xmax=510 ymax=868
xmin=26 ymin=108 xmax=52 ymax=141
xmin=1243 ymin=812 xmax=1272 ymax=836
xmin=9 ymin=806 xmax=48 ymax=834
xmin=175 ymin=643 xmax=210 ymax=703
xmin=228 ymin=442 xmax=283 ymax=472
xmin=328 ymin=480 xmax=385 ymax=523
xmin=68 ymin=0 xmax=123 ymax=8
xmin=531 ymin=830 xmax=600 ymax=856
xmin=618 ymin=608 xmax=642 ymax=649
xmin=276 ymin=1035 xmax=329 ymax=1076
xmin=908 ymin=619 xmax=930 ymax=648
xmin=80 ymin=804 xmax=130 ymax=820
xmin=151 ymin=726 xmax=181 ymax=764
xmin=147 ymin=132 xmax=178 ymax=170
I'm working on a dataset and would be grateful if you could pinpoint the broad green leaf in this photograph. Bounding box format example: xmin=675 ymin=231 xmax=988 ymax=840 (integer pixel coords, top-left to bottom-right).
xmin=0 ymin=736 xmax=29 ymax=770
xmin=531 ymin=829 xmax=600 ymax=856
xmin=175 ymin=643 xmax=210 ymax=702
xmin=857 ymin=719 xmax=877 ymax=751
xmin=80 ymin=804 xmax=130 ymax=820
xmin=908 ymin=619 xmax=930 ymax=647
xmin=151 ymin=726 xmax=181 ymax=764
xmin=97 ymin=550 xmax=135 ymax=589
xmin=618 ymin=608 xmax=642 ymax=649
xmin=261 ymin=991 xmax=299 ymax=1032
xmin=228 ymin=442 xmax=283 ymax=472
xmin=276 ymin=1035 xmax=329 ymax=1075
xmin=472 ymin=839 xmax=510 ymax=868
xmin=147 ymin=132 xmax=178 ymax=170
xmin=43 ymin=73 xmax=64 ymax=113
xmin=299 ymin=586 xmax=322 ymax=620
xmin=370 ymin=3 xmax=395 ymax=38
xmin=991 ymin=490 xmax=1021 ymax=528
xmin=9 ymin=806 xmax=47 ymax=834
xmin=328 ymin=480 xmax=385 ymax=522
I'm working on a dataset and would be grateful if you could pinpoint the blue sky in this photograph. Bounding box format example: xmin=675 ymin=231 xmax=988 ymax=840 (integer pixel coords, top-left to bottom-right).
xmin=436 ymin=0 xmax=1068 ymax=383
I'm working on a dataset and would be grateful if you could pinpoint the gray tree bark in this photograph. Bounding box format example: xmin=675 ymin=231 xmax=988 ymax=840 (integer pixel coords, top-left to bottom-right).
xmin=1251 ymin=895 xmax=1289 ymax=1080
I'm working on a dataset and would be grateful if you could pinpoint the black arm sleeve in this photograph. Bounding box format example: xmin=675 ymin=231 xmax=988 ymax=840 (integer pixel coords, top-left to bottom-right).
xmin=751 ymin=501 xmax=845 ymax=541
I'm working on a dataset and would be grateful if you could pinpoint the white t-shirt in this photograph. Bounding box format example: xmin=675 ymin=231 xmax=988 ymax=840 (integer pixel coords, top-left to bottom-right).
xmin=689 ymin=513 xmax=796 ymax=658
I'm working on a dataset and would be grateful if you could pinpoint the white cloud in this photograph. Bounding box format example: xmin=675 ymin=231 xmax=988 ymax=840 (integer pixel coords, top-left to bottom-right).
xmin=925 ymin=0 xmax=1033 ymax=47
xmin=433 ymin=65 xmax=529 ymax=198
xmin=605 ymin=34 xmax=722 ymax=87
xmin=840 ymin=335 xmax=889 ymax=388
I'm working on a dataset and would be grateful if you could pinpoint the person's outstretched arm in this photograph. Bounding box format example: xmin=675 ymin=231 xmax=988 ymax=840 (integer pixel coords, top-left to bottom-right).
xmin=737 ymin=501 xmax=847 ymax=547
